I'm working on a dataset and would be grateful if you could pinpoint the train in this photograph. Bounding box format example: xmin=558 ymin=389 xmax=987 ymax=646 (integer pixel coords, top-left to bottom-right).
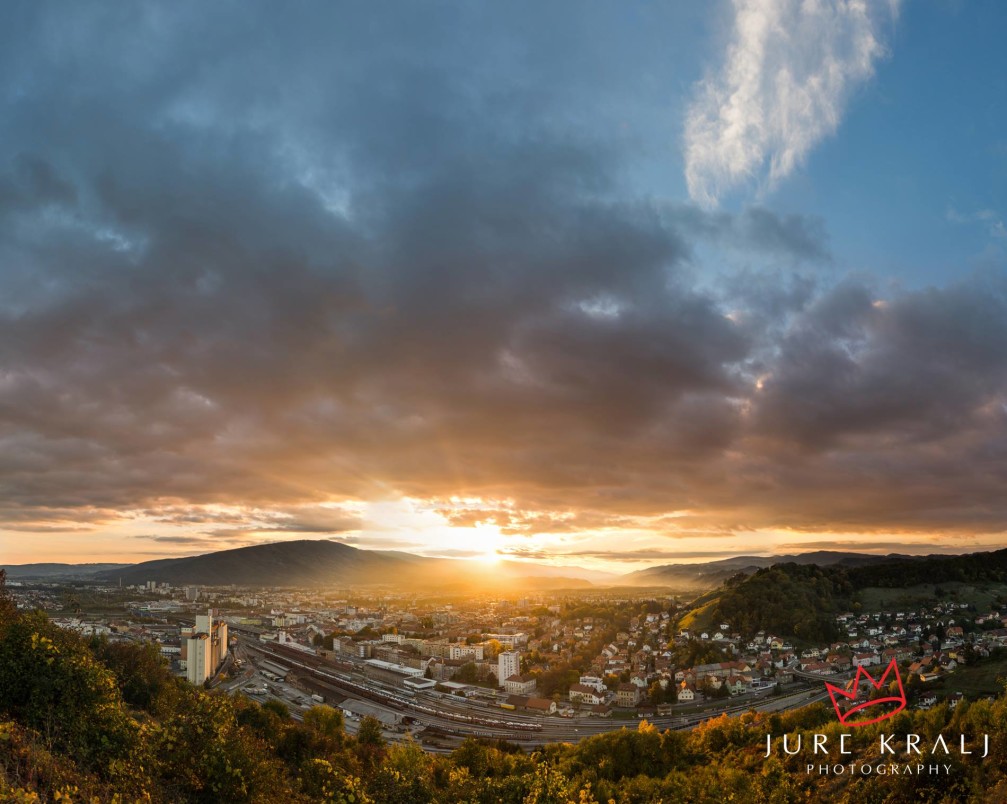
xmin=251 ymin=642 xmax=543 ymax=733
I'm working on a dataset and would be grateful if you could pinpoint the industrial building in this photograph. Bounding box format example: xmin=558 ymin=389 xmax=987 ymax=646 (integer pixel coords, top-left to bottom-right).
xmin=180 ymin=608 xmax=228 ymax=685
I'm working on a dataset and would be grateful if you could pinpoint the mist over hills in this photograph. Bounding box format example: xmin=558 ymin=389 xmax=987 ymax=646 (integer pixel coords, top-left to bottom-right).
xmin=1 ymin=563 xmax=130 ymax=579
xmin=620 ymin=550 xmax=926 ymax=588
xmin=83 ymin=540 xmax=598 ymax=590
xmin=0 ymin=542 xmax=982 ymax=591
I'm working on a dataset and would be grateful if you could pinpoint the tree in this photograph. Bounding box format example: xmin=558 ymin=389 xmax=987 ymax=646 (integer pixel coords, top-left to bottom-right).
xmin=455 ymin=662 xmax=479 ymax=683
xmin=356 ymin=716 xmax=385 ymax=749
xmin=263 ymin=699 xmax=291 ymax=721
xmin=89 ymin=636 xmax=172 ymax=710
xmin=303 ymin=705 xmax=345 ymax=741
xmin=299 ymin=759 xmax=372 ymax=803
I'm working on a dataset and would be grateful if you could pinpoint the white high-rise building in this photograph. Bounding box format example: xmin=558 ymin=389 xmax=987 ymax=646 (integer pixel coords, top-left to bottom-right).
xmin=182 ymin=608 xmax=229 ymax=685
xmin=497 ymin=651 xmax=520 ymax=687
xmin=187 ymin=633 xmax=211 ymax=684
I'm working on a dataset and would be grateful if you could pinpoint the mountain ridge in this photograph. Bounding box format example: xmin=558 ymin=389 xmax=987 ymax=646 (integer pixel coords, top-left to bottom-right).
xmin=2 ymin=544 xmax=990 ymax=589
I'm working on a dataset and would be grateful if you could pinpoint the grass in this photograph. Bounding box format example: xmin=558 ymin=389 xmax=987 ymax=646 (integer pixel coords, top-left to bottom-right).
xmin=677 ymin=590 xmax=723 ymax=634
xmin=856 ymin=582 xmax=1007 ymax=614
xmin=928 ymin=651 xmax=1007 ymax=698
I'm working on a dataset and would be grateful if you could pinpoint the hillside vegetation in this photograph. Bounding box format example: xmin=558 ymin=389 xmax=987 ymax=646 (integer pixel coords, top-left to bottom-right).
xmin=5 ymin=570 xmax=1007 ymax=802
xmin=697 ymin=549 xmax=1007 ymax=643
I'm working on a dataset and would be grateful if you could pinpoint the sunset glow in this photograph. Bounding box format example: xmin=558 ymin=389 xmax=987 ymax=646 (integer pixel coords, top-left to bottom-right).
xmin=1 ymin=2 xmax=1006 ymax=574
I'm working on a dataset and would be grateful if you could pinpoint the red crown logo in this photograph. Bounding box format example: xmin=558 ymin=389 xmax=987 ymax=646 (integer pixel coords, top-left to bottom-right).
xmin=825 ymin=658 xmax=906 ymax=727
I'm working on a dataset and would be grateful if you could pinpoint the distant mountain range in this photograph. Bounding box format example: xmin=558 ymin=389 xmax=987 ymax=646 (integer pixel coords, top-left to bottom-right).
xmin=2 ymin=562 xmax=130 ymax=579
xmin=620 ymin=550 xmax=924 ymax=589
xmin=0 ymin=542 xmax=977 ymax=591
xmin=89 ymin=541 xmax=602 ymax=591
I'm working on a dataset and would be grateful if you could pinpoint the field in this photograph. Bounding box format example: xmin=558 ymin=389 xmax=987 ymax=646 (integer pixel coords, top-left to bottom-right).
xmin=856 ymin=581 xmax=1007 ymax=614
xmin=929 ymin=651 xmax=1007 ymax=698
xmin=676 ymin=589 xmax=722 ymax=633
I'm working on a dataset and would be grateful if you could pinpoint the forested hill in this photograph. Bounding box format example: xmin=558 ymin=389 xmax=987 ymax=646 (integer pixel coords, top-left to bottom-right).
xmin=710 ymin=564 xmax=853 ymax=643
xmin=845 ymin=547 xmax=1007 ymax=588
xmin=706 ymin=548 xmax=1007 ymax=642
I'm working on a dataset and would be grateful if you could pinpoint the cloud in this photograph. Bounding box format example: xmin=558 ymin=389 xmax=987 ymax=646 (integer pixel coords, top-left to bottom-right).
xmin=775 ymin=540 xmax=988 ymax=554
xmin=947 ymin=205 xmax=1007 ymax=239
xmin=684 ymin=0 xmax=898 ymax=206
xmin=551 ymin=549 xmax=750 ymax=562
xmin=135 ymin=535 xmax=219 ymax=546
xmin=1 ymin=3 xmax=1006 ymax=559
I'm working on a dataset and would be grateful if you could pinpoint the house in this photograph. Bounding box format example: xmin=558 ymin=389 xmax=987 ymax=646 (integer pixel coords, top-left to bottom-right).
xmin=725 ymin=676 xmax=746 ymax=695
xmin=616 ymin=683 xmax=640 ymax=707
xmin=678 ymin=684 xmax=696 ymax=702
xmin=569 ymin=684 xmax=605 ymax=705
xmin=504 ymin=674 xmax=538 ymax=696
xmin=524 ymin=697 xmax=557 ymax=715
xmin=578 ymin=675 xmax=606 ymax=693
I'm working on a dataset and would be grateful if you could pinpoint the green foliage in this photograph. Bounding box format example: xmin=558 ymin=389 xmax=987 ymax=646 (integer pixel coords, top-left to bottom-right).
xmin=0 ymin=610 xmax=142 ymax=779
xmin=707 ymin=550 xmax=1007 ymax=645
xmin=89 ymin=636 xmax=172 ymax=710
xmin=710 ymin=563 xmax=850 ymax=642
xmin=262 ymin=699 xmax=291 ymax=720
xmin=299 ymin=759 xmax=372 ymax=803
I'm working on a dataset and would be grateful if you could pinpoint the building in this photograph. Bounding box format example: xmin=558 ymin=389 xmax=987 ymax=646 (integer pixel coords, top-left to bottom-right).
xmin=578 ymin=675 xmax=606 ymax=693
xmin=504 ymin=674 xmax=537 ymax=696
xmin=485 ymin=633 xmax=528 ymax=649
xmin=184 ymin=633 xmax=211 ymax=685
xmin=497 ymin=651 xmax=520 ymax=687
xmin=181 ymin=608 xmax=228 ymax=685
xmin=616 ymin=683 xmax=640 ymax=707
xmin=524 ymin=697 xmax=557 ymax=715
xmin=569 ymin=684 xmax=605 ymax=705
xmin=449 ymin=643 xmax=485 ymax=661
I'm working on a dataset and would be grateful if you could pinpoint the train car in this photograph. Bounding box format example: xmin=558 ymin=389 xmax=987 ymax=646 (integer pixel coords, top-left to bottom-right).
xmin=499 ymin=703 xmax=516 ymax=711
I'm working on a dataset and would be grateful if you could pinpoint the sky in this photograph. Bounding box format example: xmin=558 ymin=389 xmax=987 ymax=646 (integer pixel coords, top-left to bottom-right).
xmin=2 ymin=1 xmax=1007 ymax=572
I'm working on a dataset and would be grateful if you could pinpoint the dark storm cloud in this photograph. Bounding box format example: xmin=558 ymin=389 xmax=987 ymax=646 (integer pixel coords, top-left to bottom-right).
xmin=1 ymin=2 xmax=1005 ymax=547
xmin=670 ymin=205 xmax=830 ymax=261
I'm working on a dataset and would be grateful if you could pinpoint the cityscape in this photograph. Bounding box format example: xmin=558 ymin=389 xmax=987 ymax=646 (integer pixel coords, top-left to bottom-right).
xmin=7 ymin=543 xmax=1007 ymax=754
xmin=4 ymin=0 xmax=1007 ymax=801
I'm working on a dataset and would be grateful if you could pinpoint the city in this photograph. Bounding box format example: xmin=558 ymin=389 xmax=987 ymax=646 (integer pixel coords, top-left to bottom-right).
xmin=8 ymin=559 xmax=1006 ymax=754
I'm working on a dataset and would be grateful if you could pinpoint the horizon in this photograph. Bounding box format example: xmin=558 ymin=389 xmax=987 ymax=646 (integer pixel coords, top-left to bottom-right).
xmin=4 ymin=538 xmax=1002 ymax=577
xmin=3 ymin=3 xmax=1007 ymax=570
